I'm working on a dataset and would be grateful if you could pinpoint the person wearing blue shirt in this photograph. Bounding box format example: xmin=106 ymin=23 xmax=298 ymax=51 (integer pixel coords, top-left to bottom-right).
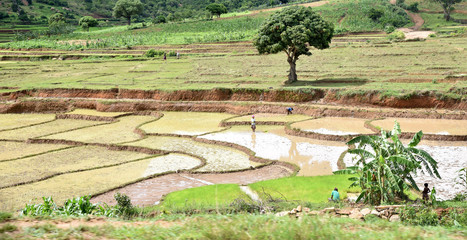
xmin=329 ymin=187 xmax=340 ymax=202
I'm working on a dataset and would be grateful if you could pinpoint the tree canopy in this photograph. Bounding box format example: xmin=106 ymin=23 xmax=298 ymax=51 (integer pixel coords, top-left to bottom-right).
xmin=430 ymin=0 xmax=464 ymax=21
xmin=206 ymin=3 xmax=228 ymax=18
xmin=79 ymin=16 xmax=98 ymax=31
xmin=113 ymin=0 xmax=143 ymax=25
xmin=253 ymin=6 xmax=333 ymax=84
xmin=48 ymin=13 xmax=65 ymax=26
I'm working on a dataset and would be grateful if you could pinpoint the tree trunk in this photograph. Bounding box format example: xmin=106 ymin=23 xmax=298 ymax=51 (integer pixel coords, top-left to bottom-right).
xmin=443 ymin=6 xmax=451 ymax=21
xmin=127 ymin=17 xmax=131 ymax=25
xmin=285 ymin=57 xmax=297 ymax=84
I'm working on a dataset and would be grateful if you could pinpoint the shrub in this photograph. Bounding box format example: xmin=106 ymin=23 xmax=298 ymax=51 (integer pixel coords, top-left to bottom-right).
xmin=399 ymin=206 xmax=439 ymax=226
xmin=368 ymin=8 xmax=384 ymax=21
xmin=144 ymin=49 xmax=165 ymax=57
xmin=0 ymin=212 xmax=12 ymax=223
xmin=153 ymin=15 xmax=166 ymax=24
xmin=407 ymin=3 xmax=419 ymax=12
xmin=0 ymin=224 xmax=17 ymax=233
xmin=168 ymin=50 xmax=177 ymax=57
xmin=127 ymin=23 xmax=144 ymax=30
xmin=387 ymin=30 xmax=405 ymax=41
xmin=384 ymin=24 xmax=396 ymax=33
xmin=115 ymin=193 xmax=136 ymax=219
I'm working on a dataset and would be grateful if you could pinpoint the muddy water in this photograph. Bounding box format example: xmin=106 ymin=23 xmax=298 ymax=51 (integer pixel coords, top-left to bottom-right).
xmin=66 ymin=109 xmax=128 ymax=117
xmin=227 ymin=113 xmax=310 ymax=123
xmin=291 ymin=117 xmax=374 ymax=135
xmin=200 ymin=125 xmax=467 ymax=200
xmin=200 ymin=125 xmax=353 ymax=176
xmin=140 ymin=111 xmax=234 ymax=135
xmin=372 ymin=118 xmax=467 ymax=135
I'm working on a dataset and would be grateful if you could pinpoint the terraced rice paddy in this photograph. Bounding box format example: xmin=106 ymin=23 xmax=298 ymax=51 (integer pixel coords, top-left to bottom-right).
xmin=42 ymin=115 xmax=155 ymax=144
xmin=0 ymin=146 xmax=150 ymax=188
xmin=0 ymin=110 xmax=465 ymax=210
xmin=0 ymin=153 xmax=201 ymax=211
xmin=0 ymin=119 xmax=105 ymax=141
xmin=290 ymin=117 xmax=374 ymax=135
xmin=0 ymin=141 xmax=69 ymax=161
xmin=140 ymin=111 xmax=233 ymax=135
xmin=200 ymin=125 xmax=352 ymax=176
xmin=125 ymin=136 xmax=252 ymax=172
xmin=226 ymin=113 xmax=311 ymax=123
xmin=65 ymin=109 xmax=129 ymax=117
xmin=372 ymin=118 xmax=467 ymax=135
xmin=0 ymin=113 xmax=55 ymax=131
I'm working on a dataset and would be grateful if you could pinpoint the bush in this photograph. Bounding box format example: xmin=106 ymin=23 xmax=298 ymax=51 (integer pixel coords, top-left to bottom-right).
xmin=368 ymin=8 xmax=384 ymax=21
xmin=153 ymin=15 xmax=166 ymax=24
xmin=168 ymin=50 xmax=177 ymax=57
xmin=114 ymin=193 xmax=136 ymax=219
xmin=144 ymin=49 xmax=165 ymax=57
xmin=399 ymin=206 xmax=439 ymax=226
xmin=387 ymin=30 xmax=405 ymax=41
xmin=407 ymin=3 xmax=419 ymax=12
xmin=0 ymin=212 xmax=12 ymax=223
xmin=127 ymin=23 xmax=144 ymax=30
xmin=384 ymin=24 xmax=396 ymax=33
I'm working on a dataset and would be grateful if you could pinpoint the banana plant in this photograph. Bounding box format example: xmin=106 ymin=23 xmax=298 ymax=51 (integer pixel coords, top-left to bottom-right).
xmin=335 ymin=121 xmax=440 ymax=205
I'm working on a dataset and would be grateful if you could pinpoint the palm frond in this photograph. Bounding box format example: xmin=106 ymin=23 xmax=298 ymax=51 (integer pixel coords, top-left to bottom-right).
xmin=408 ymin=131 xmax=423 ymax=147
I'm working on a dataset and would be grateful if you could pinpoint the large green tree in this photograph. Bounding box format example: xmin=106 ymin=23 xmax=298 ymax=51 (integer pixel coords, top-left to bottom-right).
xmin=113 ymin=0 xmax=143 ymax=25
xmin=253 ymin=6 xmax=333 ymax=84
xmin=206 ymin=3 xmax=228 ymax=18
xmin=430 ymin=0 xmax=464 ymax=21
xmin=335 ymin=122 xmax=440 ymax=205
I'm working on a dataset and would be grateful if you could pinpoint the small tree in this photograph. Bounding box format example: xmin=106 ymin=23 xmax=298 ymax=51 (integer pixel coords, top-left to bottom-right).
xmin=430 ymin=0 xmax=464 ymax=21
xmin=206 ymin=3 xmax=227 ymax=18
xmin=254 ymin=6 xmax=333 ymax=84
xmin=79 ymin=16 xmax=98 ymax=31
xmin=335 ymin=122 xmax=441 ymax=205
xmin=48 ymin=13 xmax=65 ymax=26
xmin=113 ymin=0 xmax=143 ymax=25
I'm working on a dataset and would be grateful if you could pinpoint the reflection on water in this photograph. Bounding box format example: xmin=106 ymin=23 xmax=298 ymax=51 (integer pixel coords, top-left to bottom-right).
xmin=200 ymin=125 xmax=350 ymax=176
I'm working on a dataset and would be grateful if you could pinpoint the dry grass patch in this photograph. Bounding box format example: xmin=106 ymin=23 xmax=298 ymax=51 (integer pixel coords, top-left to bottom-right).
xmin=0 ymin=141 xmax=69 ymax=162
xmin=0 ymin=114 xmax=55 ymax=131
xmin=0 ymin=146 xmax=151 ymax=188
xmin=140 ymin=111 xmax=234 ymax=135
xmin=126 ymin=136 xmax=252 ymax=172
xmin=42 ymin=115 xmax=155 ymax=144
xmin=0 ymin=119 xmax=105 ymax=141
xmin=0 ymin=153 xmax=200 ymax=211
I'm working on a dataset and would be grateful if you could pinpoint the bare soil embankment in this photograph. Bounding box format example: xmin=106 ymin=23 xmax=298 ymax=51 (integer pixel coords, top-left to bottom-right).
xmin=1 ymin=88 xmax=465 ymax=110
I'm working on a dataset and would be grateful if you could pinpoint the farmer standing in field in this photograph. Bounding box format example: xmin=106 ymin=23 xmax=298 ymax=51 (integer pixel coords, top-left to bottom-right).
xmin=251 ymin=115 xmax=256 ymax=132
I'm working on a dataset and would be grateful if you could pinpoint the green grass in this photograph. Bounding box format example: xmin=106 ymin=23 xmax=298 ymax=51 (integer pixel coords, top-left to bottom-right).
xmin=97 ymin=215 xmax=467 ymax=240
xmin=161 ymin=184 xmax=247 ymax=208
xmin=249 ymin=175 xmax=359 ymax=203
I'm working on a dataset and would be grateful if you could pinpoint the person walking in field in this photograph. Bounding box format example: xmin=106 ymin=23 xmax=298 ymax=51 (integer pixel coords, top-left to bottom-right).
xmin=163 ymin=52 xmax=167 ymax=61
xmin=328 ymin=187 xmax=340 ymax=202
xmin=251 ymin=115 xmax=256 ymax=132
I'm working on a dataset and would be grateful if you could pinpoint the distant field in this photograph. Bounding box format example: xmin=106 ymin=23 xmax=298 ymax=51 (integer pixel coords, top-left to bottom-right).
xmin=0 ymin=141 xmax=69 ymax=161
xmin=0 ymin=36 xmax=465 ymax=99
xmin=0 ymin=113 xmax=55 ymax=131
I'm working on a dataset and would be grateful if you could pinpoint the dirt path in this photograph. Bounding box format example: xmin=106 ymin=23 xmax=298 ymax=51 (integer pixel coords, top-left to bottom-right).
xmin=91 ymin=165 xmax=291 ymax=206
xmin=389 ymin=0 xmax=435 ymax=39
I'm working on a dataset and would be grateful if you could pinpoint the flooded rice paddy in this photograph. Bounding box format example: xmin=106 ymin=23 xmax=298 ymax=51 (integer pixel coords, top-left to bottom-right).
xmin=372 ymin=118 xmax=467 ymax=135
xmin=0 ymin=111 xmax=466 ymax=210
xmin=291 ymin=117 xmax=374 ymax=135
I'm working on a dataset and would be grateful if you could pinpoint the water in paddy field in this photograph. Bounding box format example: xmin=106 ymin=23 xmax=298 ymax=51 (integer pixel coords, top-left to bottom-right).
xmin=199 ymin=117 xmax=467 ymax=200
